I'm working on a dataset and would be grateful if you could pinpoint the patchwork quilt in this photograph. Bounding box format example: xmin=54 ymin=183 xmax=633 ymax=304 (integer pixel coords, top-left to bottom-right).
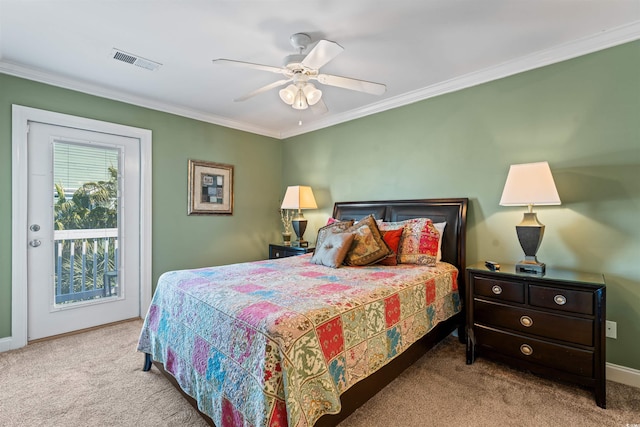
xmin=137 ymin=254 xmax=460 ymax=427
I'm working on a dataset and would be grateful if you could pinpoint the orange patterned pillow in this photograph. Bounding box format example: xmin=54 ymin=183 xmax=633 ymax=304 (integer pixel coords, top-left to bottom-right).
xmin=379 ymin=218 xmax=440 ymax=266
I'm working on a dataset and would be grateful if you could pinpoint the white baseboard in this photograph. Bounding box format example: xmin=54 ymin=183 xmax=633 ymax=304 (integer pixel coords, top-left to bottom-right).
xmin=0 ymin=336 xmax=17 ymax=353
xmin=607 ymin=362 xmax=640 ymax=389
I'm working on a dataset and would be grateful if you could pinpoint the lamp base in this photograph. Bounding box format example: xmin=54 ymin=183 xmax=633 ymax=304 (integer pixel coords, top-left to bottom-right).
xmin=516 ymin=260 xmax=546 ymax=274
xmin=515 ymin=212 xmax=546 ymax=275
xmin=292 ymin=215 xmax=308 ymax=248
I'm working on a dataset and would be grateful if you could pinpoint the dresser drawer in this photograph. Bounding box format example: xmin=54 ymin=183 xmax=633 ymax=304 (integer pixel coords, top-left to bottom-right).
xmin=270 ymin=248 xmax=290 ymax=258
xmin=474 ymin=300 xmax=594 ymax=346
xmin=529 ymin=285 xmax=593 ymax=315
xmin=473 ymin=276 xmax=524 ymax=304
xmin=475 ymin=326 xmax=594 ymax=377
xmin=466 ymin=263 xmax=606 ymax=408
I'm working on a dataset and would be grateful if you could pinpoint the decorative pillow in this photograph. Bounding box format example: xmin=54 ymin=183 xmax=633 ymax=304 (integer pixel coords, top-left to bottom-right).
xmin=315 ymin=220 xmax=354 ymax=250
xmin=343 ymin=215 xmax=392 ymax=266
xmin=434 ymin=222 xmax=446 ymax=262
xmin=377 ymin=228 xmax=404 ymax=266
xmin=326 ymin=217 xmax=339 ymax=225
xmin=311 ymin=231 xmax=356 ymax=268
xmin=379 ymin=218 xmax=441 ymax=266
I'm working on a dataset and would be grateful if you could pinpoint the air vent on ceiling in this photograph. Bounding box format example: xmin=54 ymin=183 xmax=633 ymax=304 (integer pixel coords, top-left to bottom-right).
xmin=111 ymin=48 xmax=162 ymax=71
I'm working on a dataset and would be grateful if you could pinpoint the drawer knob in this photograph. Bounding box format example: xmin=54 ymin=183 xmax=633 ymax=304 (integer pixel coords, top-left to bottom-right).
xmin=275 ymin=251 xmax=281 ymax=257
xmin=520 ymin=344 xmax=534 ymax=356
xmin=554 ymin=294 xmax=567 ymax=305
xmin=520 ymin=316 xmax=533 ymax=327
xmin=491 ymin=284 xmax=503 ymax=295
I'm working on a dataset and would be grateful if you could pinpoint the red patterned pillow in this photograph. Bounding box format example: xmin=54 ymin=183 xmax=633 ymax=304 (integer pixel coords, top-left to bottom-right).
xmin=379 ymin=218 xmax=440 ymax=266
xmin=377 ymin=228 xmax=403 ymax=266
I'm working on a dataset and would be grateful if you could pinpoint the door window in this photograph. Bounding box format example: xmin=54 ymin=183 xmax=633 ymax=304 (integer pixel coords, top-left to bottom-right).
xmin=53 ymin=142 xmax=121 ymax=306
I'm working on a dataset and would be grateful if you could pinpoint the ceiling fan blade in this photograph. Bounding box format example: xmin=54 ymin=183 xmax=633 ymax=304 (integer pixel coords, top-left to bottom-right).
xmin=310 ymin=98 xmax=328 ymax=115
xmin=301 ymin=40 xmax=344 ymax=70
xmin=213 ymin=59 xmax=284 ymax=74
xmin=234 ymin=79 xmax=292 ymax=102
xmin=233 ymin=79 xmax=293 ymax=102
xmin=315 ymin=73 xmax=387 ymax=95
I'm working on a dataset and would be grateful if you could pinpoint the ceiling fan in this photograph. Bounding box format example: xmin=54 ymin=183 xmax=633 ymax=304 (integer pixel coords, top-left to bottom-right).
xmin=212 ymin=33 xmax=386 ymax=111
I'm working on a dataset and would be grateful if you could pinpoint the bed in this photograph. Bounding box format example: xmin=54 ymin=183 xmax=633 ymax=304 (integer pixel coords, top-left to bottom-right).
xmin=138 ymin=198 xmax=468 ymax=426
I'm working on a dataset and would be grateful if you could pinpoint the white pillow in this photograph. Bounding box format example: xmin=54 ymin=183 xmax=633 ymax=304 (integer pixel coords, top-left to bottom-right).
xmin=434 ymin=222 xmax=446 ymax=262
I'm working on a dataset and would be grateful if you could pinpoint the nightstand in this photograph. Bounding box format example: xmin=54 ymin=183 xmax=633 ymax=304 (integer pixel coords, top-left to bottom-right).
xmin=269 ymin=243 xmax=314 ymax=259
xmin=466 ymin=262 xmax=606 ymax=408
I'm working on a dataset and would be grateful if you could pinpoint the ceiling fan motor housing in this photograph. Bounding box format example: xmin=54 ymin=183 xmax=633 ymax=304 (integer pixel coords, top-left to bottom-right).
xmin=283 ymin=54 xmax=306 ymax=69
xmin=284 ymin=33 xmax=313 ymax=70
xmin=289 ymin=33 xmax=312 ymax=51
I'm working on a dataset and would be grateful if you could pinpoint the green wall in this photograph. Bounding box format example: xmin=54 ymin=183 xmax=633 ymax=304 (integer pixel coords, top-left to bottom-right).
xmin=282 ymin=41 xmax=640 ymax=369
xmin=0 ymin=74 xmax=283 ymax=339
xmin=1 ymin=41 xmax=638 ymax=370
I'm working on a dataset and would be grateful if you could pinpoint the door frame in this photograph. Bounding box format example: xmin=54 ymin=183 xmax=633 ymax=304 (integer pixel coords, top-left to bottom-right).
xmin=8 ymin=105 xmax=152 ymax=350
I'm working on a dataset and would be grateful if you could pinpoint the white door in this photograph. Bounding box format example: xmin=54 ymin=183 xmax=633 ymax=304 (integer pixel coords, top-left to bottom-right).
xmin=27 ymin=122 xmax=141 ymax=340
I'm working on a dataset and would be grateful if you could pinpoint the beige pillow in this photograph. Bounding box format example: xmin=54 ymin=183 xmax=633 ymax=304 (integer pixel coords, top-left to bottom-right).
xmin=315 ymin=220 xmax=354 ymax=249
xmin=343 ymin=215 xmax=392 ymax=266
xmin=311 ymin=231 xmax=356 ymax=268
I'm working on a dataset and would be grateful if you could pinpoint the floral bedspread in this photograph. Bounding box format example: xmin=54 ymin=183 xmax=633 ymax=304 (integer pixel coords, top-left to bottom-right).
xmin=137 ymin=254 xmax=460 ymax=427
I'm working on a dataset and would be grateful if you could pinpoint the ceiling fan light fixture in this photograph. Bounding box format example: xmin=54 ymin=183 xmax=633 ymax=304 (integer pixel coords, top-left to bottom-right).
xmin=303 ymin=83 xmax=322 ymax=106
xmin=218 ymin=33 xmax=385 ymax=112
xmin=279 ymin=84 xmax=297 ymax=105
xmin=292 ymin=89 xmax=308 ymax=110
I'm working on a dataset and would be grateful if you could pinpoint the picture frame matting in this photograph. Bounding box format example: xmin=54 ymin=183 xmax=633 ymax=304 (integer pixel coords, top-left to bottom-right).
xmin=187 ymin=159 xmax=234 ymax=215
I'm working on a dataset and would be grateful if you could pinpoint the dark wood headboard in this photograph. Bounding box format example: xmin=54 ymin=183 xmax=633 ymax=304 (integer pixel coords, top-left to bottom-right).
xmin=318 ymin=198 xmax=469 ymax=427
xmin=333 ymin=198 xmax=469 ymax=286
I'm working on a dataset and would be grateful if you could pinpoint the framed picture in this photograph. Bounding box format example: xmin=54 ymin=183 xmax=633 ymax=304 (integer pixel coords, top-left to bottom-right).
xmin=188 ymin=159 xmax=234 ymax=215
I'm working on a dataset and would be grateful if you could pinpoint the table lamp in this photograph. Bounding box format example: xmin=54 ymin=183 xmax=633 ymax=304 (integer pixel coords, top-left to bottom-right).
xmin=499 ymin=161 xmax=561 ymax=274
xmin=281 ymin=186 xmax=317 ymax=247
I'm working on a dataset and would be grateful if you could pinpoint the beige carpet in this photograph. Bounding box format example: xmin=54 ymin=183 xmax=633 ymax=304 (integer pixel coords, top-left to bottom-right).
xmin=0 ymin=320 xmax=637 ymax=426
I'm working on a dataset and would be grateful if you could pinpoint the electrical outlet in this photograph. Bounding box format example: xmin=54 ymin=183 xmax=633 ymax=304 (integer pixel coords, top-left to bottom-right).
xmin=606 ymin=320 xmax=617 ymax=339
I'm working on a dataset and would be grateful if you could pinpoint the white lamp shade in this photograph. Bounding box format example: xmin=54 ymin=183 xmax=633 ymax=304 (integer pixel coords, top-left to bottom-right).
xmin=303 ymin=83 xmax=322 ymax=106
xmin=281 ymin=186 xmax=318 ymax=210
xmin=279 ymin=84 xmax=297 ymax=105
xmin=500 ymin=161 xmax=561 ymax=206
xmin=292 ymin=89 xmax=308 ymax=110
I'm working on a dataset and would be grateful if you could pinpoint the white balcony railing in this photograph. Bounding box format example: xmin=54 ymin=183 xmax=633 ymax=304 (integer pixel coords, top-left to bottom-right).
xmin=54 ymin=228 xmax=118 ymax=304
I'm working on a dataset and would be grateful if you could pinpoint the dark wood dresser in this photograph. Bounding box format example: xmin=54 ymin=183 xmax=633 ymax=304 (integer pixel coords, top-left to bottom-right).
xmin=466 ymin=262 xmax=606 ymax=408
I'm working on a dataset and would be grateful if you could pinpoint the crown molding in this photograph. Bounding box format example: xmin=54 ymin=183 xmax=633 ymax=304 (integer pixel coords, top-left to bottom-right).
xmin=2 ymin=21 xmax=639 ymax=140
xmin=0 ymin=60 xmax=281 ymax=139
xmin=281 ymin=20 xmax=640 ymax=139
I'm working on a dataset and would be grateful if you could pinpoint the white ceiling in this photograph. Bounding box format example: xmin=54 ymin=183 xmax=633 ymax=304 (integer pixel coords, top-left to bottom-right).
xmin=1 ymin=1 xmax=639 ymax=139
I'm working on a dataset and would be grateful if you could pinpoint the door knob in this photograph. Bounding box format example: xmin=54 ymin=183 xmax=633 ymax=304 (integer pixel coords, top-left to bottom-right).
xmin=29 ymin=239 xmax=41 ymax=247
